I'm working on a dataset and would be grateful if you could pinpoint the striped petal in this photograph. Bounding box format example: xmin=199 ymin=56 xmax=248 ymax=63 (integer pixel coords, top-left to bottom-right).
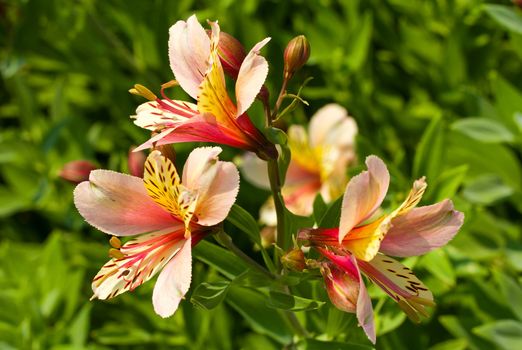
xmin=358 ymin=254 xmax=434 ymax=323
xmin=91 ymin=229 xmax=186 ymax=300
xmin=143 ymin=151 xmax=197 ymax=234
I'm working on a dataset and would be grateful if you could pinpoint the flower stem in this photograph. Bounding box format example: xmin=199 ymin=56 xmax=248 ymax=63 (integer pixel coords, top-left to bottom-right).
xmin=263 ymin=99 xmax=288 ymax=268
xmin=215 ymin=230 xmax=276 ymax=280
xmin=271 ymin=78 xmax=288 ymax=120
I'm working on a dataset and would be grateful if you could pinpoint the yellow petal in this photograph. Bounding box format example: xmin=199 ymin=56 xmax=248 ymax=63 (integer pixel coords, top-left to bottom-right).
xmin=143 ymin=151 xmax=197 ymax=232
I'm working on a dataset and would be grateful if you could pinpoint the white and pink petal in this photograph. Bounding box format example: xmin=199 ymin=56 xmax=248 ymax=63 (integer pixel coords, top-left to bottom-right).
xmin=74 ymin=170 xmax=177 ymax=236
xmin=152 ymin=237 xmax=193 ymax=317
xmin=168 ymin=15 xmax=211 ymax=99
xmin=235 ymin=37 xmax=270 ymax=117
xmin=339 ymin=156 xmax=390 ymax=242
xmin=380 ymin=199 xmax=464 ymax=257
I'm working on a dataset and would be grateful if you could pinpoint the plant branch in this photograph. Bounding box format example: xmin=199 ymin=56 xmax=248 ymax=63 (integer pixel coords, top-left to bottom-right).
xmin=215 ymin=230 xmax=276 ymax=280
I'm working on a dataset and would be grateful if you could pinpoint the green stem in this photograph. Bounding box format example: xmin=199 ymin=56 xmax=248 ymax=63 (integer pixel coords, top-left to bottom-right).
xmin=215 ymin=230 xmax=276 ymax=280
xmin=263 ymin=99 xmax=288 ymax=268
xmin=271 ymin=78 xmax=289 ymax=120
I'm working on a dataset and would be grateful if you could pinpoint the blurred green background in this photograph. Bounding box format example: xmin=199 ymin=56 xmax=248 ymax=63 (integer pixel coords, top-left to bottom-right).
xmin=1 ymin=0 xmax=522 ymax=349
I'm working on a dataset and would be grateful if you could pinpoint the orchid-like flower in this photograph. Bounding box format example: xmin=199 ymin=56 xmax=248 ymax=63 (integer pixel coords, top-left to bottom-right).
xmin=298 ymin=156 xmax=464 ymax=343
xmin=242 ymin=104 xmax=357 ymax=219
xmin=132 ymin=15 xmax=276 ymax=160
xmin=74 ymin=147 xmax=239 ymax=317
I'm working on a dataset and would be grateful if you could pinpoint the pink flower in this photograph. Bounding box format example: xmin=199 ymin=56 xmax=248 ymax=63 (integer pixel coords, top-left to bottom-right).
xmin=74 ymin=147 xmax=239 ymax=317
xmin=298 ymin=156 xmax=464 ymax=343
xmin=132 ymin=15 xmax=276 ymax=160
xmin=242 ymin=104 xmax=357 ymax=218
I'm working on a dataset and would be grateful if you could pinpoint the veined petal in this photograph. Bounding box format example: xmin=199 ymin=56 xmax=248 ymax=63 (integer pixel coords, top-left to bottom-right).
xmin=136 ymin=115 xmax=254 ymax=153
xmin=168 ymin=15 xmax=211 ymax=99
xmin=235 ymin=37 xmax=270 ymax=117
xmin=91 ymin=229 xmax=186 ymax=300
xmin=74 ymin=170 xmax=176 ymax=236
xmin=380 ymin=199 xmax=464 ymax=257
xmin=182 ymin=147 xmax=240 ymax=226
xmin=358 ymin=254 xmax=434 ymax=323
xmin=133 ymin=99 xmax=198 ymax=131
xmin=339 ymin=156 xmax=390 ymax=242
xmin=143 ymin=151 xmax=197 ymax=233
xmin=153 ymin=237 xmax=193 ymax=317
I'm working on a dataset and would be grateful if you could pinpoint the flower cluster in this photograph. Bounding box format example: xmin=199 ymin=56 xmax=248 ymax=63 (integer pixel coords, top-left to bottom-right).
xmin=72 ymin=14 xmax=464 ymax=345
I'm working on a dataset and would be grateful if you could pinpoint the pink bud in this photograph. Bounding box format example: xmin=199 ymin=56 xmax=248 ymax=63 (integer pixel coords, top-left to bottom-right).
xmin=207 ymin=30 xmax=247 ymax=79
xmin=59 ymin=160 xmax=97 ymax=184
xmin=321 ymin=262 xmax=359 ymax=313
xmin=283 ymin=35 xmax=310 ymax=79
xmin=281 ymin=248 xmax=306 ymax=272
xmin=128 ymin=147 xmax=146 ymax=178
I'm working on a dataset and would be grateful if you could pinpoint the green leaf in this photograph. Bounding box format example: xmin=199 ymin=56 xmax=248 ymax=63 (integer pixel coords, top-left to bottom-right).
xmin=451 ymin=118 xmax=515 ymax=143
xmin=193 ymin=240 xmax=248 ymax=279
xmin=462 ymin=174 xmax=514 ymax=205
xmin=278 ymin=143 xmax=292 ymax=186
xmin=483 ymin=5 xmax=522 ymax=35
xmin=266 ymin=291 xmax=325 ymax=311
xmin=264 ymin=127 xmax=288 ymax=146
xmin=296 ymin=338 xmax=373 ymax=350
xmin=346 ymin=12 xmax=373 ymax=72
xmin=318 ymin=195 xmax=342 ymax=228
xmin=433 ymin=165 xmax=468 ymax=201
xmin=284 ymin=207 xmax=315 ymax=250
xmin=494 ymin=271 xmax=522 ymax=321
xmin=447 ymin=132 xmax=522 ymax=191
xmin=191 ymin=281 xmax=230 ymax=311
xmin=413 ymin=116 xmax=444 ymax=183
xmin=226 ymin=204 xmax=261 ymax=245
xmin=428 ymin=339 xmax=468 ymax=350
xmin=226 ymin=286 xmax=291 ymax=344
xmin=67 ymin=303 xmax=91 ymax=348
xmin=419 ymin=249 xmax=455 ymax=287
xmin=473 ymin=320 xmax=522 ymax=350
xmin=313 ymin=193 xmax=328 ymax=224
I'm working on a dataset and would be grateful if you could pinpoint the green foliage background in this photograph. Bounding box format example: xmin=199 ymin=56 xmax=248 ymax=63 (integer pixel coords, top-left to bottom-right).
xmin=1 ymin=0 xmax=522 ymax=349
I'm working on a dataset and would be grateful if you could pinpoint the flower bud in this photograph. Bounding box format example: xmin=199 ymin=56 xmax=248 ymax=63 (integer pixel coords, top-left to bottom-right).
xmin=128 ymin=147 xmax=146 ymax=178
xmin=281 ymin=248 xmax=306 ymax=272
xmin=283 ymin=35 xmax=310 ymax=79
xmin=321 ymin=262 xmax=359 ymax=313
xmin=59 ymin=160 xmax=97 ymax=184
xmin=207 ymin=30 xmax=247 ymax=80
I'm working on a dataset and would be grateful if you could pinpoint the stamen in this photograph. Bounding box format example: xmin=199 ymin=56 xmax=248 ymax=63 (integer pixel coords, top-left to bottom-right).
xmin=109 ymin=248 xmax=125 ymax=259
xmin=129 ymin=84 xmax=157 ymax=101
xmin=109 ymin=236 xmax=122 ymax=249
xmin=161 ymin=80 xmax=179 ymax=89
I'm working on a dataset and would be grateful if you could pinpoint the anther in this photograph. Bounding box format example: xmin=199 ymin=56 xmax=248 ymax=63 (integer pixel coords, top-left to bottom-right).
xmin=109 ymin=236 xmax=122 ymax=249
xmin=109 ymin=248 xmax=125 ymax=259
xmin=129 ymin=84 xmax=157 ymax=101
